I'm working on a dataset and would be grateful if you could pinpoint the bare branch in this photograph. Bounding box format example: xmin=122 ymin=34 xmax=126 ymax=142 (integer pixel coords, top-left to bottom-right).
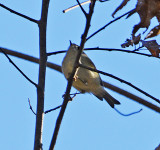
xmin=0 ymin=48 xmax=37 ymax=87
xmin=49 ymin=1 xmax=97 ymax=149
xmin=34 ymin=0 xmax=50 ymax=150
xmin=86 ymin=9 xmax=135 ymax=41
xmin=47 ymin=50 xmax=66 ymax=56
xmin=103 ymin=82 xmax=160 ymax=113
xmin=84 ymin=47 xmax=160 ymax=58
xmin=63 ymin=0 xmax=110 ymax=13
xmin=44 ymin=104 xmax=62 ymax=114
xmin=28 ymin=98 xmax=36 ymax=115
xmin=0 ymin=47 xmax=62 ymax=73
xmin=76 ymin=0 xmax=88 ymax=17
xmin=0 ymin=3 xmax=38 ymax=23
xmin=63 ymin=0 xmax=90 ymax=13
xmin=79 ymin=64 xmax=160 ymax=104
xmin=45 ymin=92 xmax=79 ymax=114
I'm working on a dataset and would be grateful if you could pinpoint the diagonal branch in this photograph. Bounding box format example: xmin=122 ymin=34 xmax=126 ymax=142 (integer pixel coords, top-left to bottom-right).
xmin=103 ymin=82 xmax=160 ymax=113
xmin=76 ymin=0 xmax=88 ymax=17
xmin=0 ymin=47 xmax=62 ymax=72
xmin=0 ymin=3 xmax=38 ymax=23
xmin=86 ymin=9 xmax=135 ymax=41
xmin=0 ymin=48 xmax=37 ymax=87
xmin=49 ymin=1 xmax=97 ymax=150
xmin=63 ymin=0 xmax=91 ymax=13
xmin=79 ymin=64 xmax=160 ymax=104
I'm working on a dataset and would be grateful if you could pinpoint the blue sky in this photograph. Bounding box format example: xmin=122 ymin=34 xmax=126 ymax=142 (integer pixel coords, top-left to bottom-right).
xmin=0 ymin=0 xmax=160 ymax=150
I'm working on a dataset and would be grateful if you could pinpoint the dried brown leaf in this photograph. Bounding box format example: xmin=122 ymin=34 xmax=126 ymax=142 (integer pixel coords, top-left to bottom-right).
xmin=121 ymin=34 xmax=141 ymax=48
xmin=133 ymin=0 xmax=160 ymax=35
xmin=145 ymin=25 xmax=160 ymax=39
xmin=141 ymin=40 xmax=160 ymax=57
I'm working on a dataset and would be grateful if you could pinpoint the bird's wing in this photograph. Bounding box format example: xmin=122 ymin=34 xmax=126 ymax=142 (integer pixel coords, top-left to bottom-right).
xmin=80 ymin=52 xmax=96 ymax=69
xmin=80 ymin=52 xmax=103 ymax=86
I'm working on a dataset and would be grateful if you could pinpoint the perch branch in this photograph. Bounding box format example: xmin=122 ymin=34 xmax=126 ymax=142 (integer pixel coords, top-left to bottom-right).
xmin=1 ymin=48 xmax=160 ymax=113
xmin=49 ymin=1 xmax=97 ymax=149
xmin=0 ymin=48 xmax=37 ymax=87
xmin=79 ymin=64 xmax=160 ymax=104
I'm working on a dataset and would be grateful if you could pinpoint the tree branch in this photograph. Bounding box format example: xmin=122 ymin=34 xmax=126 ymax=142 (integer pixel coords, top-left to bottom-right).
xmin=1 ymin=48 xmax=160 ymax=113
xmin=0 ymin=47 xmax=62 ymax=72
xmin=103 ymin=82 xmax=160 ymax=113
xmin=63 ymin=0 xmax=91 ymax=13
xmin=84 ymin=47 xmax=160 ymax=58
xmin=47 ymin=50 xmax=66 ymax=56
xmin=86 ymin=9 xmax=135 ymax=41
xmin=0 ymin=3 xmax=38 ymax=23
xmin=34 ymin=0 xmax=50 ymax=150
xmin=49 ymin=1 xmax=97 ymax=149
xmin=76 ymin=0 xmax=88 ymax=17
xmin=0 ymin=48 xmax=37 ymax=87
xmin=79 ymin=64 xmax=160 ymax=104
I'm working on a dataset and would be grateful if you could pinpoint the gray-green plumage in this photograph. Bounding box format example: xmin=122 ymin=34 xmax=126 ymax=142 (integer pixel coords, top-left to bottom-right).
xmin=62 ymin=43 xmax=120 ymax=108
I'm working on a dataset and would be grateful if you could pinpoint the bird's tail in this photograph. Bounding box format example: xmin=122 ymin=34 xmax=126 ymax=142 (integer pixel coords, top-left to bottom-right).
xmin=93 ymin=87 xmax=120 ymax=108
xmin=103 ymin=90 xmax=120 ymax=108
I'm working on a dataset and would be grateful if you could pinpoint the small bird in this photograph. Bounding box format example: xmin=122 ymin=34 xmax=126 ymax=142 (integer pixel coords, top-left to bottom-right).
xmin=62 ymin=43 xmax=120 ymax=108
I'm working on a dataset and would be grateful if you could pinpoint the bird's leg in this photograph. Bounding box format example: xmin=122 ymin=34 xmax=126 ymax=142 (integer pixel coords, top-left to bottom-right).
xmin=73 ymin=67 xmax=79 ymax=81
xmin=62 ymin=92 xmax=82 ymax=101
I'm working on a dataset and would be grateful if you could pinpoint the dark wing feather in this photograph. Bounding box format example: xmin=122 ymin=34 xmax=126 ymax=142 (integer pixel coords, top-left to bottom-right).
xmin=81 ymin=52 xmax=103 ymax=86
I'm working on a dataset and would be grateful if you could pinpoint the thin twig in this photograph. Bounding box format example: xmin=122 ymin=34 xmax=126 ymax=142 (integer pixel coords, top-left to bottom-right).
xmin=63 ymin=0 xmax=90 ymax=13
xmin=86 ymin=9 xmax=135 ymax=41
xmin=84 ymin=47 xmax=159 ymax=58
xmin=45 ymin=105 xmax=62 ymax=114
xmin=0 ymin=48 xmax=37 ymax=87
xmin=114 ymin=108 xmax=142 ymax=116
xmin=45 ymin=104 xmax=143 ymax=117
xmin=45 ymin=93 xmax=79 ymax=114
xmin=79 ymin=64 xmax=160 ymax=104
xmin=47 ymin=50 xmax=66 ymax=56
xmin=0 ymin=3 xmax=38 ymax=23
xmin=76 ymin=0 xmax=88 ymax=17
xmin=63 ymin=0 xmax=109 ymax=13
xmin=103 ymin=81 xmax=160 ymax=113
xmin=47 ymin=47 xmax=158 ymax=58
xmin=28 ymin=98 xmax=36 ymax=115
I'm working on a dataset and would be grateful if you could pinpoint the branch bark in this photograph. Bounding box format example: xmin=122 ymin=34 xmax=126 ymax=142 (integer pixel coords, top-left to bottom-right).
xmin=0 ymin=3 xmax=38 ymax=23
xmin=49 ymin=0 xmax=97 ymax=149
xmin=86 ymin=9 xmax=135 ymax=41
xmin=34 ymin=0 xmax=50 ymax=150
xmin=79 ymin=64 xmax=160 ymax=103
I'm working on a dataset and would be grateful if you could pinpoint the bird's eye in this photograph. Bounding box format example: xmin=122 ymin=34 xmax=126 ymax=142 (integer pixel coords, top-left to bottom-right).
xmin=72 ymin=44 xmax=79 ymax=50
xmin=74 ymin=45 xmax=79 ymax=50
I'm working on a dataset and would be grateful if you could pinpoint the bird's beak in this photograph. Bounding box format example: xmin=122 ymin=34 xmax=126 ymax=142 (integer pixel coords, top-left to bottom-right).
xmin=69 ymin=40 xmax=72 ymax=46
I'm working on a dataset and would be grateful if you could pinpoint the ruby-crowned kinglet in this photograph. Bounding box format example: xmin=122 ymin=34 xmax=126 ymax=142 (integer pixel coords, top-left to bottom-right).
xmin=62 ymin=43 xmax=120 ymax=108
